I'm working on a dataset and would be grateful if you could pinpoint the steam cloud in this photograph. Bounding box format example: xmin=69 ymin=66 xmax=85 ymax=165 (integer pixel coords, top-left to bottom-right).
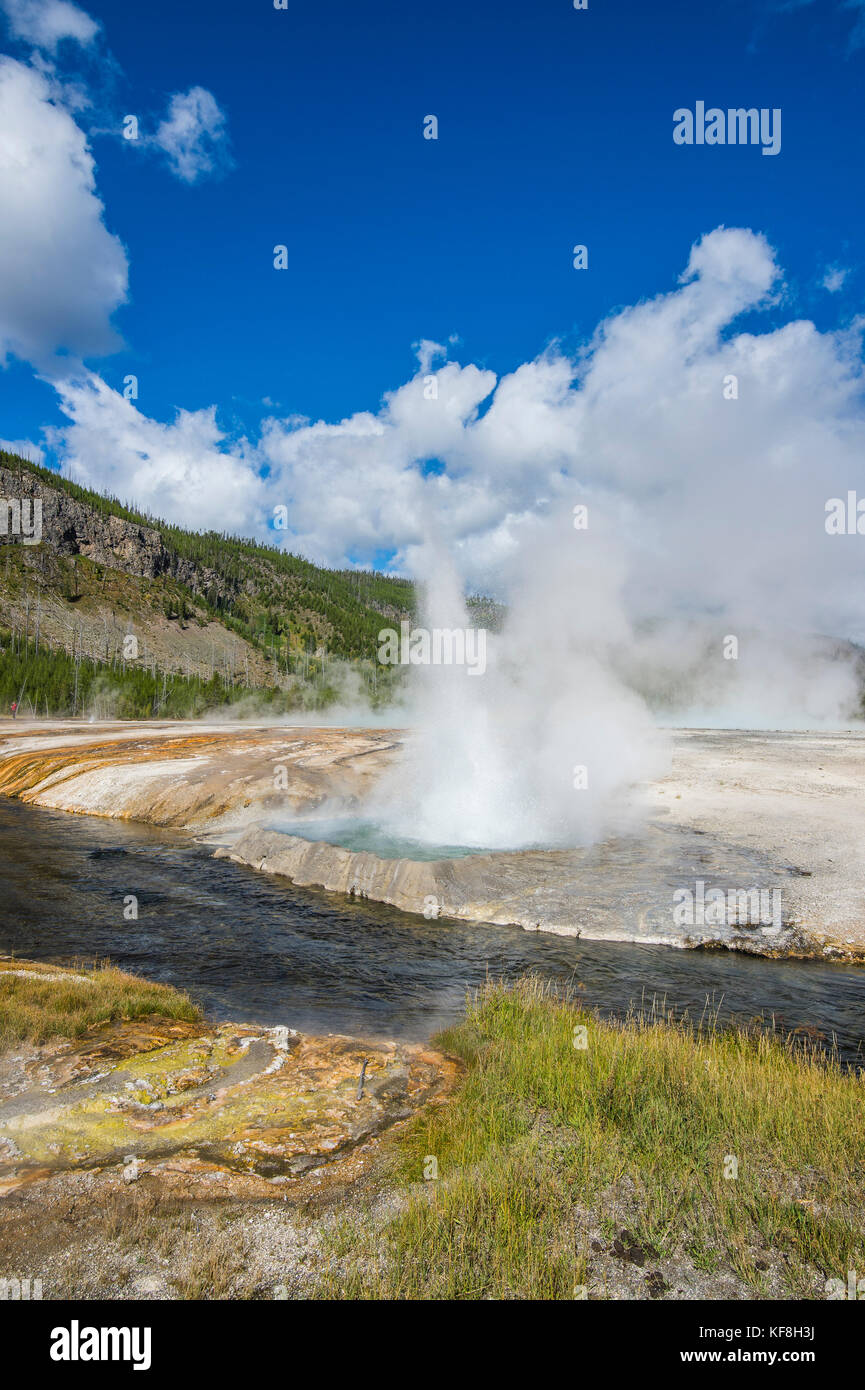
xmin=48 ymin=227 xmax=865 ymax=845
xmin=365 ymin=228 xmax=865 ymax=847
xmin=368 ymin=530 xmax=667 ymax=850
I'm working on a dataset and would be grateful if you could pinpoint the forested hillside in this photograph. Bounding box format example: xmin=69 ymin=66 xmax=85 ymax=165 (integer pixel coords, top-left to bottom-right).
xmin=0 ymin=449 xmax=416 ymax=716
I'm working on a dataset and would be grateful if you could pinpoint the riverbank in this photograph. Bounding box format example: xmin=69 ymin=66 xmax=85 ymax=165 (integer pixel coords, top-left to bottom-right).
xmin=1 ymin=966 xmax=861 ymax=1300
xmin=0 ymin=957 xmax=202 ymax=1050
xmin=316 ymin=978 xmax=865 ymax=1301
xmin=0 ymin=720 xmax=863 ymax=960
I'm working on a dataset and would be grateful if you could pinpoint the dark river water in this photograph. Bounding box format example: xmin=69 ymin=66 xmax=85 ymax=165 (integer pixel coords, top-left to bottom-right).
xmin=0 ymin=798 xmax=862 ymax=1060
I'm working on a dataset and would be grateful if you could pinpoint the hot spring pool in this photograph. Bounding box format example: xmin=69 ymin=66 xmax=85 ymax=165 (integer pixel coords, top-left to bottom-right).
xmin=266 ymin=817 xmax=499 ymax=861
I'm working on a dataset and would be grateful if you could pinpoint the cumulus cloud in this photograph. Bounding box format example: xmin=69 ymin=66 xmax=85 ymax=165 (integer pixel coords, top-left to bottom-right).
xmin=49 ymin=372 xmax=263 ymax=532
xmin=152 ymin=86 xmax=231 ymax=183
xmin=0 ymin=9 xmax=229 ymax=376
xmin=0 ymin=0 xmax=98 ymax=51
xmin=1 ymin=6 xmax=230 ymax=188
xmin=47 ymin=225 xmax=865 ymax=682
xmin=0 ymin=57 xmax=127 ymax=368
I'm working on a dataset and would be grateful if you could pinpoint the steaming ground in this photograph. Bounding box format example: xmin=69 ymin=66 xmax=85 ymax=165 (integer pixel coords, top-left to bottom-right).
xmin=1 ymin=718 xmax=863 ymax=960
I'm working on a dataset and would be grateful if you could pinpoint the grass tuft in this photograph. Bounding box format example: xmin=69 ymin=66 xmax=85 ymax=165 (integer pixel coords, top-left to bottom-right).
xmin=316 ymin=977 xmax=865 ymax=1299
xmin=0 ymin=957 xmax=202 ymax=1050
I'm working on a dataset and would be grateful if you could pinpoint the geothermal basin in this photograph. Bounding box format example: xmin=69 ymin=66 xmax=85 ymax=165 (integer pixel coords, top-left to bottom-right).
xmin=0 ymin=720 xmax=863 ymax=962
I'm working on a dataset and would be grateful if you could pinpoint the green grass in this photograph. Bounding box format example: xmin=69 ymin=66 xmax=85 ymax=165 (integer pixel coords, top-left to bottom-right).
xmin=0 ymin=957 xmax=202 ymax=1050
xmin=317 ymin=978 xmax=865 ymax=1299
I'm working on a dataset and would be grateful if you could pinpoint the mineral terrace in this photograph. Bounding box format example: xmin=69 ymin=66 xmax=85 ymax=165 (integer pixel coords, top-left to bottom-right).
xmin=0 ymin=719 xmax=863 ymax=961
xmin=0 ymin=973 xmax=457 ymax=1200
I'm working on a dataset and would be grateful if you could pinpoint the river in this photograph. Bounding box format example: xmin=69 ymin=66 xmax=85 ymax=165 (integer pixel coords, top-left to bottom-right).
xmin=0 ymin=797 xmax=862 ymax=1061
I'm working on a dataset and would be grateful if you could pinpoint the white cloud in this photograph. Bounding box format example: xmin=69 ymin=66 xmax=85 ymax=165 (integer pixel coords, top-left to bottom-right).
xmin=49 ymin=372 xmax=263 ymax=533
xmin=152 ymin=86 xmax=231 ymax=183
xmin=45 ymin=227 xmax=865 ymax=674
xmin=821 ymin=265 xmax=849 ymax=293
xmin=0 ymin=57 xmax=127 ymax=368
xmin=0 ymin=436 xmax=44 ymax=462
xmin=0 ymin=0 xmax=99 ymax=50
xmin=413 ymin=339 xmax=447 ymax=373
xmin=0 ymin=14 xmax=229 ymax=372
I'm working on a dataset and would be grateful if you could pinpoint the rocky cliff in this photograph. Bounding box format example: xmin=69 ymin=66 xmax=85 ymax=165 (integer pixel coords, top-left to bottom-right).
xmin=0 ymin=462 xmax=238 ymax=608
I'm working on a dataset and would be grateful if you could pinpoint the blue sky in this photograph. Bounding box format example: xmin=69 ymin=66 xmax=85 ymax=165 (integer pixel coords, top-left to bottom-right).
xmin=1 ymin=0 xmax=863 ymax=450
xmin=0 ymin=0 xmax=864 ymax=647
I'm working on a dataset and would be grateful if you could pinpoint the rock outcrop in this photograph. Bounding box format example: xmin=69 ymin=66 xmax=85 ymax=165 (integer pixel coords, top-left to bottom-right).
xmin=0 ymin=464 xmax=237 ymax=607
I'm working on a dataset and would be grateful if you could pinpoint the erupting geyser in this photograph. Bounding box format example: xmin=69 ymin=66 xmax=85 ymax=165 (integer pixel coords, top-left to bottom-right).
xmin=368 ymin=527 xmax=666 ymax=850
